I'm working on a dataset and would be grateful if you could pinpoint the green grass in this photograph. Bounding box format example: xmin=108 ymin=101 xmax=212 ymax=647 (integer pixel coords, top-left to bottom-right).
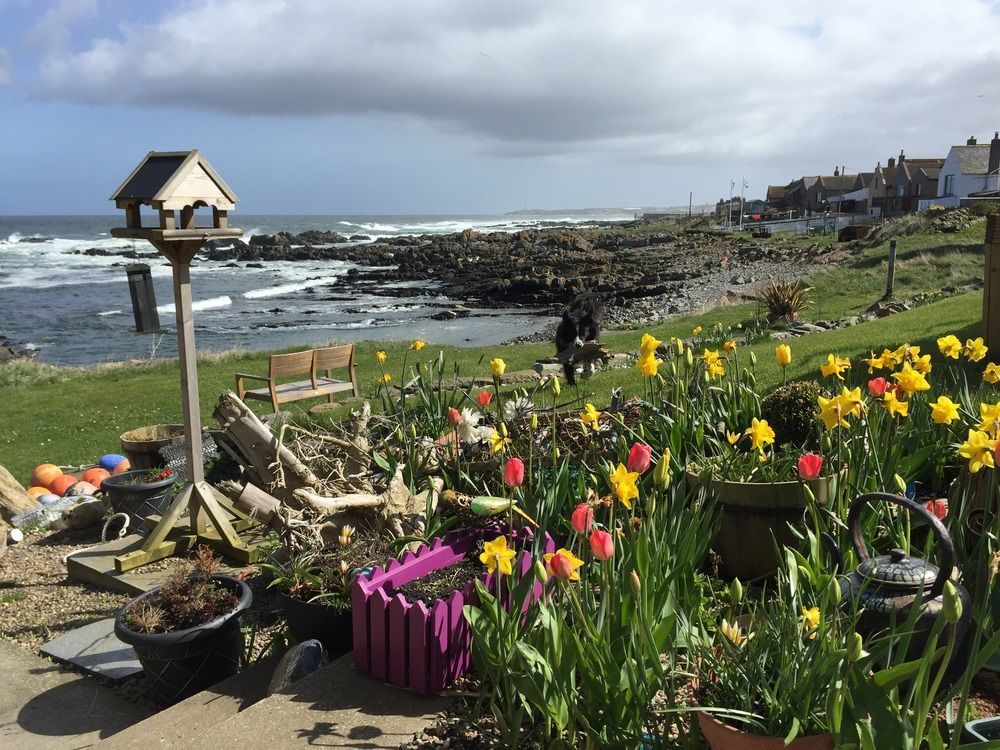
xmin=0 ymin=222 xmax=990 ymax=485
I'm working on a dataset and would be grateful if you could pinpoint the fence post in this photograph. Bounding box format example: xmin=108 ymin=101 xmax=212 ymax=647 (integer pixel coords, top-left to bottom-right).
xmin=884 ymin=239 xmax=897 ymax=299
xmin=984 ymin=215 xmax=1000 ymax=352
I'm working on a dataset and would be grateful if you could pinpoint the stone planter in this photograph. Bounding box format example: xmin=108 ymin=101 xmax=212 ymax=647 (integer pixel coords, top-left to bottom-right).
xmin=352 ymin=527 xmax=552 ymax=695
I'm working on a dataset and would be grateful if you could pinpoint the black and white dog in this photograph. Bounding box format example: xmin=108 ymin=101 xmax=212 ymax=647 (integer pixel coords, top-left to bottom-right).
xmin=555 ymin=292 xmax=605 ymax=385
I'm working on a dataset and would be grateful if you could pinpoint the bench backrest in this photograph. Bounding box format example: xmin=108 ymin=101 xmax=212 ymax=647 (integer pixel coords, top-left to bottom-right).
xmin=268 ymin=350 xmax=315 ymax=382
xmin=313 ymin=344 xmax=354 ymax=373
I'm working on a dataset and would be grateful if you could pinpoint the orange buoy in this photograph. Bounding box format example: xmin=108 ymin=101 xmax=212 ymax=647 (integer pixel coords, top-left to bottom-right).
xmin=81 ymin=467 xmax=111 ymax=487
xmin=27 ymin=486 xmax=49 ymax=499
xmin=30 ymin=463 xmax=63 ymax=489
xmin=112 ymin=459 xmax=131 ymax=475
xmin=49 ymin=475 xmax=79 ymax=497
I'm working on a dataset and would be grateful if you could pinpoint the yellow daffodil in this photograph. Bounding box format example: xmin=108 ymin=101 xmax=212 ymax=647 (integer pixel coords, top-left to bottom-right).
xmin=724 ymin=340 xmax=737 ymax=353
xmin=818 ymin=395 xmax=847 ymax=431
xmin=480 ymin=535 xmax=517 ymax=576
xmin=775 ymin=343 xmax=792 ymax=367
xmin=744 ymin=418 xmax=775 ymax=453
xmin=882 ymin=390 xmax=909 ymax=418
xmin=543 ymin=548 xmax=585 ymax=581
xmin=894 ymin=343 xmax=919 ymax=364
xmin=912 ymin=353 xmax=933 ymax=375
xmin=375 ymin=350 xmax=388 ymax=364
xmin=820 ymin=353 xmax=852 ymax=380
xmin=966 ymin=337 xmax=989 ymax=363
xmin=801 ymin=606 xmax=821 ymax=638
xmin=703 ymin=348 xmax=721 ymax=366
xmin=978 ymin=402 xmax=1000 ymax=436
xmin=938 ymin=334 xmax=962 ymax=359
xmin=864 ymin=350 xmax=889 ymax=372
xmin=726 ymin=431 xmax=740 ymax=445
xmin=489 ymin=424 xmax=511 ymax=454
xmin=891 ymin=361 xmax=930 ymax=394
xmin=637 ymin=353 xmax=661 ymax=376
xmin=703 ymin=349 xmax=725 ymax=378
xmin=490 ymin=358 xmax=506 ymax=377
xmin=958 ymin=429 xmax=997 ymax=473
xmin=693 ymin=325 xmax=703 ymax=335
xmin=639 ymin=333 xmax=661 ymax=358
xmin=411 ymin=340 xmax=426 ymax=351
xmin=608 ymin=463 xmax=640 ymax=509
xmin=720 ymin=618 xmax=747 ymax=646
xmin=838 ymin=386 xmax=864 ymax=419
xmin=930 ymin=396 xmax=960 ymax=425
xmin=381 ymin=373 xmax=392 ymax=383
xmin=984 ymin=363 xmax=1000 ymax=385
xmin=580 ymin=403 xmax=602 ymax=428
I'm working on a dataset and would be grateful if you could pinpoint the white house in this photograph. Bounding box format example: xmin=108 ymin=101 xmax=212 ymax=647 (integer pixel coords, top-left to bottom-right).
xmin=919 ymin=133 xmax=1000 ymax=210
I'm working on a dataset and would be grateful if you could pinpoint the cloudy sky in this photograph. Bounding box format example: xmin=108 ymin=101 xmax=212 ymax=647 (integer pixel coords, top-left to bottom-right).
xmin=2 ymin=0 xmax=1000 ymax=214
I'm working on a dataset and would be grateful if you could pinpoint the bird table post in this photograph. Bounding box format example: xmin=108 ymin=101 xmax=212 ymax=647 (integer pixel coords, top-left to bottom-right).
xmin=985 ymin=215 xmax=1000 ymax=353
xmin=108 ymin=150 xmax=257 ymax=572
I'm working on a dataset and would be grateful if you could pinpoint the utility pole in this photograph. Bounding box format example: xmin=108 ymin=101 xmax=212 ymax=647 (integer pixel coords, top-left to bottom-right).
xmin=688 ymin=191 xmax=692 ymax=218
xmin=739 ymin=178 xmax=747 ymax=231
xmin=728 ymin=179 xmax=735 ymax=228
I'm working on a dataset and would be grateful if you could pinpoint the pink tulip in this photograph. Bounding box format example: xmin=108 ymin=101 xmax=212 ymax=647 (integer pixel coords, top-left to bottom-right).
xmin=549 ymin=552 xmax=576 ymax=580
xmin=503 ymin=457 xmax=525 ymax=488
xmin=798 ymin=453 xmax=823 ymax=480
xmin=447 ymin=407 xmax=462 ymax=427
xmin=627 ymin=443 xmax=653 ymax=474
xmin=925 ymin=498 xmax=948 ymax=520
xmin=589 ymin=529 xmax=614 ymax=560
xmin=868 ymin=377 xmax=888 ymax=397
xmin=570 ymin=503 xmax=593 ymax=534
xmin=476 ymin=390 xmax=492 ymax=407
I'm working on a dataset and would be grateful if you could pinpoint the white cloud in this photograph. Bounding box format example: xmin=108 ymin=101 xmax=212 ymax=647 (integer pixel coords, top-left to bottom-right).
xmin=27 ymin=0 xmax=97 ymax=50
xmin=31 ymin=0 xmax=1000 ymax=162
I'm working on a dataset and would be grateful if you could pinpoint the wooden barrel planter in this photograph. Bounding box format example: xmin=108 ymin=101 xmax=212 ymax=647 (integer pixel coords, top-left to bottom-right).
xmin=120 ymin=424 xmax=185 ymax=470
xmin=687 ymin=468 xmax=833 ymax=580
xmin=352 ymin=527 xmax=553 ymax=695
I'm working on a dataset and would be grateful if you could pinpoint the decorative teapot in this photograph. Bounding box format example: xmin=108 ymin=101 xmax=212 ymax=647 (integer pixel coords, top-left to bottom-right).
xmin=827 ymin=492 xmax=971 ymax=665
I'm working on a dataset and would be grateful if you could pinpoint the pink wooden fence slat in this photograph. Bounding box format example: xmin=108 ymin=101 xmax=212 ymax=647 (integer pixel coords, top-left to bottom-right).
xmin=387 ymin=594 xmax=411 ymax=688
xmin=408 ymin=600 xmax=430 ymax=694
xmin=369 ymin=587 xmax=391 ymax=680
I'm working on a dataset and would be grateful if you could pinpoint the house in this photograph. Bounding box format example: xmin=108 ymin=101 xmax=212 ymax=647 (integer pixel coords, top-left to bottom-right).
xmin=919 ymin=133 xmax=1000 ymax=209
xmin=774 ymin=169 xmax=865 ymax=215
xmin=766 ymin=184 xmax=788 ymax=211
xmin=816 ymin=171 xmax=866 ymax=213
xmin=869 ymin=151 xmax=944 ymax=216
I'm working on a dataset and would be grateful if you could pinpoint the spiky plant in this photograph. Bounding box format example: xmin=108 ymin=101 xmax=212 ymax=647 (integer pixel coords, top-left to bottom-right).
xmin=758 ymin=279 xmax=813 ymax=322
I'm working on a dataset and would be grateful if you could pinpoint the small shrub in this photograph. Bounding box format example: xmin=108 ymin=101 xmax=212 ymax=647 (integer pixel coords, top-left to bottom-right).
xmin=760 ymin=380 xmax=821 ymax=449
xmin=758 ymin=279 xmax=813 ymax=322
xmin=970 ymin=201 xmax=1000 ymax=217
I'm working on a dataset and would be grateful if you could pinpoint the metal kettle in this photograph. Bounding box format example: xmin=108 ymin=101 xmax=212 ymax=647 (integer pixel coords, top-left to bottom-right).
xmin=828 ymin=492 xmax=971 ymax=661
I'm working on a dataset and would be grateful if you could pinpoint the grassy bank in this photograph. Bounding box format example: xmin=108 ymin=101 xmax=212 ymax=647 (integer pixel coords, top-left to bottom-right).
xmin=0 ymin=218 xmax=989 ymax=484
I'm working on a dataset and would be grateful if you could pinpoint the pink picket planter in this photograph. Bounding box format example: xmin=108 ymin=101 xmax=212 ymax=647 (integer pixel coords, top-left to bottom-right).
xmin=352 ymin=527 xmax=552 ymax=694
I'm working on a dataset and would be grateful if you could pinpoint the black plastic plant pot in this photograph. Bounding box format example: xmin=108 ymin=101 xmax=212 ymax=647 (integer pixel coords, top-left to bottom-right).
xmin=278 ymin=592 xmax=353 ymax=659
xmin=114 ymin=575 xmax=253 ymax=705
xmin=101 ymin=469 xmax=177 ymax=529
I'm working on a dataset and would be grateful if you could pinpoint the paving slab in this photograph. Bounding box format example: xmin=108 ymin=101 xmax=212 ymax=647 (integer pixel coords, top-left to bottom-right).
xmin=0 ymin=638 xmax=152 ymax=749
xmin=40 ymin=617 xmax=142 ymax=682
xmin=190 ymin=653 xmax=449 ymax=749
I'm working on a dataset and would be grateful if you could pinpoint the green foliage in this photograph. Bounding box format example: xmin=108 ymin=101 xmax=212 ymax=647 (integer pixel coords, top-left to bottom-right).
xmin=760 ymin=379 xmax=822 ymax=448
xmin=758 ymin=279 xmax=813 ymax=320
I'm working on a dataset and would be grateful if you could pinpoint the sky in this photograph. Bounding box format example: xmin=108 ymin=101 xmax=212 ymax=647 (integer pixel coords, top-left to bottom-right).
xmin=2 ymin=0 xmax=1000 ymax=215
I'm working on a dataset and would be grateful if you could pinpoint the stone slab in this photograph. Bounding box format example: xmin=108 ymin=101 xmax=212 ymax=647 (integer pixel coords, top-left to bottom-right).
xmin=189 ymin=653 xmax=449 ymax=749
xmin=40 ymin=618 xmax=142 ymax=682
xmin=0 ymin=638 xmax=151 ymax=749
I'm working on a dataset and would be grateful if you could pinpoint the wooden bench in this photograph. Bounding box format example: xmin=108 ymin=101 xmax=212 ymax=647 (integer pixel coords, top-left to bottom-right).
xmin=235 ymin=345 xmax=359 ymax=412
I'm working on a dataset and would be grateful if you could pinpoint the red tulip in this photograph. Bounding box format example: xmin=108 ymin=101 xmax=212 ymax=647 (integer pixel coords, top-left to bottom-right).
xmin=570 ymin=503 xmax=593 ymax=534
xmin=925 ymin=498 xmax=948 ymax=520
xmin=503 ymin=457 xmax=525 ymax=488
xmin=447 ymin=407 xmax=462 ymax=427
xmin=589 ymin=529 xmax=614 ymax=560
xmin=476 ymin=390 xmax=492 ymax=407
xmin=868 ymin=377 xmax=888 ymax=397
xmin=798 ymin=453 xmax=823 ymax=480
xmin=627 ymin=443 xmax=653 ymax=474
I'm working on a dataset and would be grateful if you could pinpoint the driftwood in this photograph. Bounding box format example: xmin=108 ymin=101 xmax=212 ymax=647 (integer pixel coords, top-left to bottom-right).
xmin=0 ymin=464 xmax=40 ymax=524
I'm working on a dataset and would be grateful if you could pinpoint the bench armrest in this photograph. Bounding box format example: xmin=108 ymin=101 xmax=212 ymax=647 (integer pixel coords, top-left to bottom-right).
xmin=234 ymin=372 xmax=271 ymax=383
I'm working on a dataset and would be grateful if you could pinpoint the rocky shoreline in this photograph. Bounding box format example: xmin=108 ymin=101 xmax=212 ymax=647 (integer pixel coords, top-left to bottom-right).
xmin=195 ymin=221 xmax=842 ymax=337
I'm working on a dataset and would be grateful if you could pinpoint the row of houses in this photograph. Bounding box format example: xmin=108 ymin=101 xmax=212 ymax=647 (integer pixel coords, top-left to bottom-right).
xmin=716 ymin=132 xmax=1000 ymax=221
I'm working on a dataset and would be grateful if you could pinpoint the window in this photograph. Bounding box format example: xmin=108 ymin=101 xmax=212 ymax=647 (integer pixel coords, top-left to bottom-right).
xmin=943 ymin=174 xmax=955 ymax=196
xmin=915 ymin=183 xmax=921 ymax=197
xmin=897 ymin=185 xmax=905 ymax=197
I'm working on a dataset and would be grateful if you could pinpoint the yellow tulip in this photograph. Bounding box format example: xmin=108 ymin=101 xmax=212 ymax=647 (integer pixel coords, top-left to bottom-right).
xmin=490 ymin=358 xmax=506 ymax=377
xmin=775 ymin=344 xmax=792 ymax=368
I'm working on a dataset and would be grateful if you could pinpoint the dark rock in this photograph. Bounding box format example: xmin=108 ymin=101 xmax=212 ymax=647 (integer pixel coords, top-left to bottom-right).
xmin=266 ymin=639 xmax=328 ymax=696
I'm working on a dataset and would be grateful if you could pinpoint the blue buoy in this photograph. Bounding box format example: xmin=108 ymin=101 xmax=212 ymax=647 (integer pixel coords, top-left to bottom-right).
xmin=99 ymin=454 xmax=127 ymax=471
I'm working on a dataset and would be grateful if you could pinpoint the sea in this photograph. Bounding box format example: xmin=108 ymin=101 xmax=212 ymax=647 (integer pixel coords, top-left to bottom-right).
xmin=0 ymin=211 xmax=635 ymax=367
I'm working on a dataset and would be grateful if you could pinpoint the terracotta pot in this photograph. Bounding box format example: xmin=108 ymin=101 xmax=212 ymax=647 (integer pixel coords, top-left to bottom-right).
xmin=698 ymin=713 xmax=833 ymax=750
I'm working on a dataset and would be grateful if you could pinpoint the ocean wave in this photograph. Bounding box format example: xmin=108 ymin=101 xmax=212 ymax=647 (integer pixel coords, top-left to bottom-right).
xmin=158 ymin=295 xmax=233 ymax=314
xmin=4 ymin=232 xmax=22 ymax=243
xmin=242 ymin=275 xmax=342 ymax=299
xmin=97 ymin=309 xmax=123 ymax=317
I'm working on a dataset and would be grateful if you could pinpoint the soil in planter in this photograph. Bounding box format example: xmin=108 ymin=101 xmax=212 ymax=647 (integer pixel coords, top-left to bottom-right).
xmin=393 ymin=555 xmax=482 ymax=602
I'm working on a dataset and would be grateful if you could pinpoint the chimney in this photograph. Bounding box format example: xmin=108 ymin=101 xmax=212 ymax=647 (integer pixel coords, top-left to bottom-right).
xmin=887 ymin=156 xmax=896 ymax=168
xmin=898 ymin=150 xmax=905 ymax=165
xmin=968 ymin=136 xmax=978 ymax=145
xmin=834 ymin=166 xmax=840 ymax=176
xmin=990 ymin=131 xmax=1000 ymax=178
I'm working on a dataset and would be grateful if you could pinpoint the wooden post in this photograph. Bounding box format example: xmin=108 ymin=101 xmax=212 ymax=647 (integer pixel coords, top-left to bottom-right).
xmin=983 ymin=215 xmax=1000 ymax=353
xmin=884 ymin=239 xmax=897 ymax=299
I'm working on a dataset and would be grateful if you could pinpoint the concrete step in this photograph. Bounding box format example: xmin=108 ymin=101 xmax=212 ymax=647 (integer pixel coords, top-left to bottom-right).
xmin=94 ymin=653 xmax=279 ymax=750
xmin=187 ymin=653 xmax=449 ymax=749
xmin=0 ymin=638 xmax=153 ymax=749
